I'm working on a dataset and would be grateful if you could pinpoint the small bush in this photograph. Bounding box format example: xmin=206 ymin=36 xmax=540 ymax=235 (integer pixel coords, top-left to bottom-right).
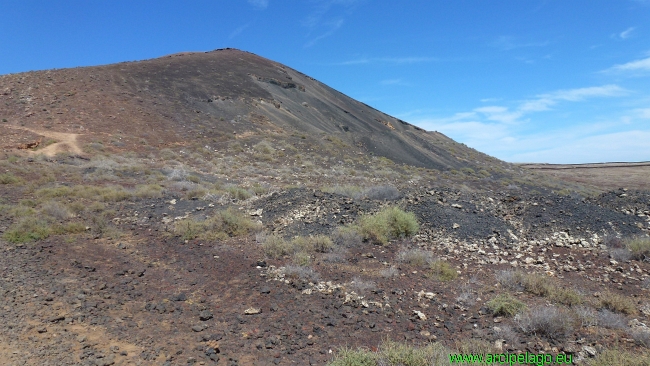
xmin=322 ymin=246 xmax=348 ymax=263
xmin=361 ymin=185 xmax=400 ymax=200
xmin=552 ymin=287 xmax=584 ymax=306
xmin=630 ymin=329 xmax=650 ymax=348
xmin=626 ymin=237 xmax=650 ymax=262
xmin=261 ymin=234 xmax=292 ymax=259
xmin=359 ymin=206 xmax=419 ymax=245
xmin=282 ymin=265 xmax=320 ymax=282
xmin=379 ymin=267 xmax=399 ymax=278
xmin=603 ymin=234 xmax=626 ymax=249
xmin=521 ymin=273 xmax=552 ymax=297
xmin=3 ymin=217 xmax=51 ymax=243
xmin=396 ymin=248 xmax=434 ymax=267
xmin=331 ymin=225 xmax=363 ymax=248
xmin=0 ymin=173 xmax=21 ymax=184
xmin=428 ymin=260 xmax=458 ymax=281
xmin=310 ymin=235 xmax=334 ymax=253
xmin=40 ymin=201 xmax=72 ymax=221
xmin=495 ymin=270 xmax=526 ymax=291
xmin=173 ymin=209 xmax=261 ymax=241
xmin=597 ymin=309 xmax=628 ymax=329
xmin=515 ymin=306 xmax=574 ymax=341
xmin=598 ymin=291 xmax=638 ymax=315
xmin=574 ymin=306 xmax=598 ymax=327
xmin=487 ymin=293 xmax=527 ymax=317
xmin=134 ymin=184 xmax=164 ymax=198
xmin=347 ymin=277 xmax=376 ymax=295
xmin=292 ymin=251 xmax=312 ymax=266
xmin=226 ymin=186 xmax=252 ymax=201
xmin=588 ymin=349 xmax=650 ymax=366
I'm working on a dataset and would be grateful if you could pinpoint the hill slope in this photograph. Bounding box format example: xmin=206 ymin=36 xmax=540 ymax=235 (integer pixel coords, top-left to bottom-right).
xmin=0 ymin=48 xmax=494 ymax=172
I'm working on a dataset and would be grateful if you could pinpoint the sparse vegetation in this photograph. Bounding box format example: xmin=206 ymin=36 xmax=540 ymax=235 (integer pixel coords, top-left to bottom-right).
xmin=428 ymin=260 xmax=458 ymax=281
xmin=0 ymin=173 xmax=22 ymax=184
xmin=598 ymin=291 xmax=638 ymax=315
xmin=515 ymin=306 xmax=575 ymax=341
xmin=173 ymin=208 xmax=261 ymax=241
xmin=396 ymin=248 xmax=434 ymax=267
xmin=626 ymin=236 xmax=650 ymax=262
xmin=328 ymin=340 xmax=450 ymax=366
xmin=587 ymin=349 xmax=650 ymax=366
xmin=358 ymin=206 xmax=419 ymax=245
xmin=487 ymin=293 xmax=527 ymax=317
xmin=495 ymin=270 xmax=584 ymax=305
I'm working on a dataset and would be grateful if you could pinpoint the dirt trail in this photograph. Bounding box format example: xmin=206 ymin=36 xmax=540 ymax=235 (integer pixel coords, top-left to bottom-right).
xmin=5 ymin=125 xmax=83 ymax=156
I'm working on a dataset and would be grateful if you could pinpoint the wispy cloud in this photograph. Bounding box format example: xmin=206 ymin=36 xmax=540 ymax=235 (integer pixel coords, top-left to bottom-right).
xmin=604 ymin=56 xmax=650 ymax=73
xmin=490 ymin=35 xmax=550 ymax=51
xmin=304 ymin=18 xmax=344 ymax=48
xmin=247 ymin=0 xmax=269 ymax=10
xmin=409 ymin=85 xmax=634 ymax=163
xmin=336 ymin=56 xmax=438 ymax=65
xmin=380 ymin=78 xmax=411 ymax=86
xmin=475 ymin=85 xmax=627 ymax=123
xmin=229 ymin=23 xmax=250 ymax=39
xmin=302 ymin=0 xmax=364 ymax=47
xmin=619 ymin=27 xmax=635 ymax=39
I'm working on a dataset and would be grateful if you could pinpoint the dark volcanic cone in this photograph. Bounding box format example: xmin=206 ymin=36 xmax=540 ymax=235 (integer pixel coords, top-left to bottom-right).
xmin=0 ymin=48 xmax=492 ymax=170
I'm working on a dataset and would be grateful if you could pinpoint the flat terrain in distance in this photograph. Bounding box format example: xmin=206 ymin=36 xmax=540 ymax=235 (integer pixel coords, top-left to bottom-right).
xmin=519 ymin=162 xmax=650 ymax=192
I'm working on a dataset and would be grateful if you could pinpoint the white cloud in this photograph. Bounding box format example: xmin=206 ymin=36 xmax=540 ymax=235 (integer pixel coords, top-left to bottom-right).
xmin=490 ymin=36 xmax=550 ymax=51
xmin=619 ymin=27 xmax=635 ymax=39
xmin=380 ymin=78 xmax=404 ymax=85
xmin=607 ymin=56 xmax=650 ymax=72
xmin=229 ymin=24 xmax=249 ymax=39
xmin=408 ymin=85 xmax=635 ymax=163
xmin=247 ymin=0 xmax=269 ymax=9
xmin=635 ymin=108 xmax=650 ymax=119
xmin=304 ymin=18 xmax=344 ymax=48
xmin=336 ymin=56 xmax=438 ymax=65
xmin=539 ymin=84 xmax=627 ymax=102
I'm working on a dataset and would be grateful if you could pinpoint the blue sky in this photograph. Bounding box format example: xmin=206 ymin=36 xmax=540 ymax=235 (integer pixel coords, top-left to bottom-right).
xmin=1 ymin=0 xmax=649 ymax=163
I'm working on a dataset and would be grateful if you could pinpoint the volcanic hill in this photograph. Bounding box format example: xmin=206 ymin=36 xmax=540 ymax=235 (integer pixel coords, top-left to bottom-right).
xmin=0 ymin=49 xmax=649 ymax=366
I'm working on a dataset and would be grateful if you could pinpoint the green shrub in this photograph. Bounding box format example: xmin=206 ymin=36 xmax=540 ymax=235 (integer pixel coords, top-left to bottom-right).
xmin=3 ymin=217 xmax=51 ymax=243
xmin=310 ymin=235 xmax=334 ymax=253
xmin=226 ymin=186 xmax=252 ymax=201
xmin=292 ymin=251 xmax=312 ymax=266
xmin=134 ymin=184 xmax=164 ymax=198
xmin=625 ymin=237 xmax=650 ymax=261
xmin=262 ymin=234 xmax=292 ymax=259
xmin=598 ymin=291 xmax=638 ymax=315
xmin=428 ymin=260 xmax=458 ymax=281
xmin=587 ymin=349 xmax=650 ymax=366
xmin=328 ymin=340 xmax=450 ymax=366
xmin=359 ymin=206 xmax=419 ymax=245
xmin=0 ymin=173 xmax=21 ymax=184
xmin=551 ymin=287 xmax=584 ymax=306
xmin=173 ymin=209 xmax=261 ymax=241
xmin=487 ymin=293 xmax=527 ymax=317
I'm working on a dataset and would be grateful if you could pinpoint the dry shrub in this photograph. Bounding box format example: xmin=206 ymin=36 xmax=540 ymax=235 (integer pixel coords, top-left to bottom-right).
xmin=380 ymin=267 xmax=399 ymax=278
xmin=515 ymin=306 xmax=575 ymax=341
xmin=598 ymin=291 xmax=638 ymax=315
xmin=396 ymin=248 xmax=434 ymax=267
xmin=331 ymin=225 xmax=363 ymax=248
xmin=597 ymin=309 xmax=628 ymax=329
xmin=347 ymin=277 xmax=376 ymax=295
xmin=282 ymin=265 xmax=319 ymax=283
